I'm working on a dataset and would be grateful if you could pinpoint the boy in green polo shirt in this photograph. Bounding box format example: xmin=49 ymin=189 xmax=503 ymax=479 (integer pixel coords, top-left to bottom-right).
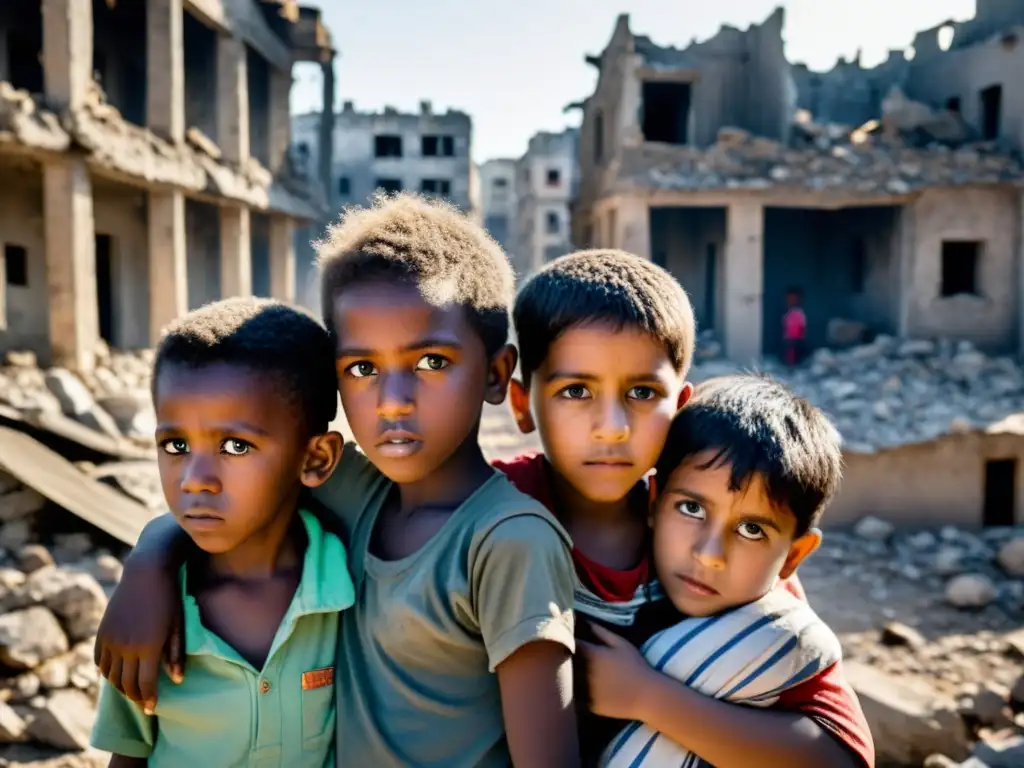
xmin=90 ymin=297 xmax=353 ymax=767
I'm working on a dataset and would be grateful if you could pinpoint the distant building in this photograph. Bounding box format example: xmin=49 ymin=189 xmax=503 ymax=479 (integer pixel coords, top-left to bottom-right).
xmin=477 ymin=159 xmax=518 ymax=267
xmin=515 ymin=128 xmax=579 ymax=277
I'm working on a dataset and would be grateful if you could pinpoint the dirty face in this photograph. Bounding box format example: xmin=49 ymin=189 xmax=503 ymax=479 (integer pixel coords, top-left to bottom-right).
xmin=333 ymin=281 xmax=509 ymax=485
xmin=154 ymin=363 xmax=311 ymax=554
xmin=515 ymin=322 xmax=688 ymax=504
xmin=650 ymin=451 xmax=819 ymax=617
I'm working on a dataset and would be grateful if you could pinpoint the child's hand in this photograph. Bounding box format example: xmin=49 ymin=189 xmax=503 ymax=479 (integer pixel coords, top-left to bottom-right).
xmin=578 ymin=623 xmax=656 ymax=722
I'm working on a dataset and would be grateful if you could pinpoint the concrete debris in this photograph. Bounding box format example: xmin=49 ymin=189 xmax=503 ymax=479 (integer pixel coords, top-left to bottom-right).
xmin=946 ymin=574 xmax=1000 ymax=609
xmin=633 ymin=103 xmax=1022 ymax=194
xmin=0 ymin=608 xmax=69 ymax=671
xmin=0 ymin=83 xmax=71 ymax=154
xmin=693 ymin=336 xmax=1024 ymax=453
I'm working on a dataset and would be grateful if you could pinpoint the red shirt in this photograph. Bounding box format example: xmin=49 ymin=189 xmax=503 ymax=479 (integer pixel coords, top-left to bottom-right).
xmin=493 ymin=452 xmax=874 ymax=768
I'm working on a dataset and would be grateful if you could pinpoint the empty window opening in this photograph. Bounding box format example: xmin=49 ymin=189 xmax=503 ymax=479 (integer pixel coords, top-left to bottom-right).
xmin=946 ymin=96 xmax=962 ymax=114
xmin=91 ymin=0 xmax=147 ymax=126
xmin=420 ymin=179 xmax=451 ymax=196
xmin=545 ymin=211 xmax=561 ymax=234
xmin=641 ymin=82 xmax=691 ymax=145
xmin=95 ymin=234 xmax=115 ymax=343
xmin=984 ymin=458 xmax=1016 ymax=527
xmin=422 ymin=135 xmax=455 ymax=157
xmin=4 ymin=245 xmax=28 ymax=287
xmin=940 ymin=240 xmax=980 ymax=296
xmin=851 ymin=237 xmax=867 ymax=293
xmin=337 ymin=176 xmax=350 ymax=196
xmin=546 ymin=168 xmax=561 ymax=187
xmin=7 ymin=20 xmax=43 ymax=95
xmin=704 ymin=243 xmax=717 ymax=330
xmin=375 ymin=135 xmax=403 ymax=158
xmin=375 ymin=178 xmax=402 ymax=194
xmin=183 ymin=11 xmax=218 ymax=142
xmin=980 ymin=84 xmax=1002 ymax=141
xmin=493 ymin=178 xmax=508 ymax=189
xmin=594 ymin=110 xmax=604 ymax=163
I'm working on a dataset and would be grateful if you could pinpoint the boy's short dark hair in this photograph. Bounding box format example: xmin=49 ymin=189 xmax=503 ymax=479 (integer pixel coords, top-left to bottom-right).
xmin=153 ymin=297 xmax=338 ymax=434
xmin=654 ymin=375 xmax=842 ymax=537
xmin=315 ymin=193 xmax=514 ymax=357
xmin=513 ymin=249 xmax=696 ymax=384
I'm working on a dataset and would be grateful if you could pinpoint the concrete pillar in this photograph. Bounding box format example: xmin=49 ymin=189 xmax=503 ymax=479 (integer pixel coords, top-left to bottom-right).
xmin=42 ymin=0 xmax=93 ymax=112
xmin=269 ymin=68 xmax=292 ymax=175
xmin=148 ymin=191 xmax=188 ymax=343
xmin=318 ymin=58 xmax=336 ymax=198
xmin=615 ymin=196 xmax=651 ymax=259
xmin=217 ymin=35 xmax=250 ymax=164
xmin=269 ymin=216 xmax=296 ymax=303
xmin=147 ymin=0 xmax=185 ymax=143
xmin=722 ymin=201 xmax=764 ymax=364
xmin=220 ymin=207 xmax=252 ymax=297
xmin=44 ymin=158 xmax=97 ymax=371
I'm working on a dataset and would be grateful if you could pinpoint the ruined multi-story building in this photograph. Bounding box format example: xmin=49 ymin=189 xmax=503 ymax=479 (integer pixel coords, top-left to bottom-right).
xmin=292 ymin=100 xmax=474 ymax=212
xmin=573 ymin=6 xmax=1024 ymax=363
xmin=515 ymin=128 xmax=578 ymax=276
xmin=0 ymin=0 xmax=335 ymax=372
xmin=477 ymin=158 xmax=518 ymax=267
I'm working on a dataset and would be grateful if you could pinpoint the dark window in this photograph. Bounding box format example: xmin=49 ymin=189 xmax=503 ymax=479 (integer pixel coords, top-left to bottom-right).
xmin=4 ymin=245 xmax=27 ymax=287
xmin=641 ymin=82 xmax=691 ymax=144
xmin=95 ymin=235 xmax=114 ymax=343
xmin=8 ymin=29 xmax=44 ymax=94
xmin=545 ymin=211 xmax=560 ymax=234
xmin=940 ymin=240 xmax=980 ymax=296
xmin=546 ymin=168 xmax=561 ymax=187
xmin=374 ymin=135 xmax=403 ymax=158
xmin=337 ymin=176 xmax=350 ymax=196
xmin=594 ymin=110 xmax=604 ymax=163
xmin=984 ymin=458 xmax=1016 ymax=526
xmin=980 ymin=85 xmax=1002 ymax=141
xmin=375 ymin=178 xmax=402 ymax=194
xmin=422 ymin=136 xmax=438 ymax=156
xmin=704 ymin=243 xmax=717 ymax=330
xmin=420 ymin=179 xmax=452 ymax=196
xmin=493 ymin=178 xmax=508 ymax=189
xmin=946 ymin=96 xmax=961 ymax=114
xmin=441 ymin=136 xmax=455 ymax=156
xmin=422 ymin=135 xmax=455 ymax=157
xmin=851 ymin=237 xmax=866 ymax=293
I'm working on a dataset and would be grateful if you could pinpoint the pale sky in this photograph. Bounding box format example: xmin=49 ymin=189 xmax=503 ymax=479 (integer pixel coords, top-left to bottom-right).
xmin=290 ymin=0 xmax=977 ymax=163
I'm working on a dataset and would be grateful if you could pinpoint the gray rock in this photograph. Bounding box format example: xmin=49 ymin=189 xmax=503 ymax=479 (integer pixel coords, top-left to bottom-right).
xmin=0 ymin=700 xmax=27 ymax=743
xmin=18 ymin=566 xmax=108 ymax=642
xmin=0 ymin=488 xmax=45 ymax=523
xmin=854 ymin=515 xmax=895 ymax=541
xmin=881 ymin=621 xmax=927 ymax=651
xmin=15 ymin=544 xmax=53 ymax=574
xmin=25 ymin=689 xmax=95 ymax=751
xmin=0 ymin=607 xmax=68 ymax=669
xmin=996 ymin=537 xmax=1024 ymax=577
xmin=0 ymin=519 xmax=32 ymax=551
xmin=945 ymin=573 xmax=998 ymax=609
xmin=43 ymin=367 xmax=121 ymax=439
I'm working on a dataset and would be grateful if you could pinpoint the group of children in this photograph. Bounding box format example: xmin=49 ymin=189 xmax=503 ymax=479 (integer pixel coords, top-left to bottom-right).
xmin=88 ymin=193 xmax=874 ymax=767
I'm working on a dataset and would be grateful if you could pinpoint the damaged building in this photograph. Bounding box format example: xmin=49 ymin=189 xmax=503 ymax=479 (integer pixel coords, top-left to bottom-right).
xmin=0 ymin=0 xmax=335 ymax=372
xmin=573 ymin=6 xmax=1024 ymax=363
xmin=514 ymin=128 xmax=579 ymax=276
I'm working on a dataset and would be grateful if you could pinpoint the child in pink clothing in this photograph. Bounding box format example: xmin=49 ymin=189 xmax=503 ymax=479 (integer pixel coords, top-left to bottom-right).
xmin=782 ymin=287 xmax=807 ymax=367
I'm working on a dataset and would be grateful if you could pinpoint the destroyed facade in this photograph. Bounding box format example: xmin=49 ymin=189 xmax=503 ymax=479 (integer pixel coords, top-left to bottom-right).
xmin=477 ymin=158 xmax=518 ymax=270
xmin=514 ymin=128 xmax=578 ymax=275
xmin=573 ymin=4 xmax=1024 ymax=364
xmin=0 ymin=0 xmax=335 ymax=372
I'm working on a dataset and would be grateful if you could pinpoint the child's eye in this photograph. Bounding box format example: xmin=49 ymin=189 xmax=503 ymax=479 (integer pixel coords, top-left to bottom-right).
xmin=677 ymin=500 xmax=705 ymax=519
xmin=627 ymin=386 xmax=658 ymax=401
xmin=736 ymin=522 xmax=766 ymax=541
xmin=222 ymin=439 xmax=251 ymax=456
xmin=558 ymin=385 xmax=591 ymax=400
xmin=161 ymin=438 xmax=189 ymax=455
xmin=346 ymin=361 xmax=377 ymax=378
xmin=415 ymin=354 xmax=450 ymax=372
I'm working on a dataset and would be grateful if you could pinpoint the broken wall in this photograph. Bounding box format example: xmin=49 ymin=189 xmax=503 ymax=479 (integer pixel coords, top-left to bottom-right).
xmin=92 ymin=185 xmax=149 ymax=350
xmin=742 ymin=8 xmax=793 ymax=144
xmin=902 ymin=187 xmax=1018 ymax=351
xmin=0 ymin=163 xmax=48 ymax=358
xmin=184 ymin=11 xmax=219 ymax=143
xmin=92 ymin=0 xmax=147 ymax=126
xmin=650 ymin=207 xmax=725 ymax=331
xmin=0 ymin=1 xmax=44 ymax=94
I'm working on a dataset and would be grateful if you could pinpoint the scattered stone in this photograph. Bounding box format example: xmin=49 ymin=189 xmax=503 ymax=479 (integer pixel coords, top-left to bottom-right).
xmin=997 ymin=538 xmax=1024 ymax=578
xmin=0 ymin=608 xmax=68 ymax=669
xmin=0 ymin=520 xmax=32 ymax=551
xmin=15 ymin=546 xmax=53 ymax=575
xmin=35 ymin=655 xmax=70 ymax=691
xmin=50 ymin=535 xmax=94 ymax=564
xmin=18 ymin=568 xmax=108 ymax=642
xmin=946 ymin=574 xmax=998 ymax=609
xmin=0 ymin=700 xmax=27 ymax=743
xmin=89 ymin=554 xmax=122 ymax=585
xmin=24 ymin=690 xmax=94 ymax=751
xmin=881 ymin=621 xmax=927 ymax=650
xmin=961 ymin=682 xmax=1014 ymax=728
xmin=43 ymin=369 xmax=121 ymax=440
xmin=0 ymin=488 xmax=46 ymax=524
xmin=854 ymin=515 xmax=894 ymax=541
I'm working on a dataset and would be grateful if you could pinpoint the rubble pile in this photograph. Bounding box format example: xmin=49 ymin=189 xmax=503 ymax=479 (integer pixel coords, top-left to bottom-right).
xmin=693 ymin=335 xmax=1024 ymax=453
xmin=632 ymin=86 xmax=1023 ymax=195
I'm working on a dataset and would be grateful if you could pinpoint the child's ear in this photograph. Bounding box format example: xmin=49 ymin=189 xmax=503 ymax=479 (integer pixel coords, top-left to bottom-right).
xmin=507 ymin=378 xmax=536 ymax=434
xmin=484 ymin=344 xmax=518 ymax=406
xmin=300 ymin=431 xmax=344 ymax=488
xmin=676 ymin=382 xmax=694 ymax=411
xmin=779 ymin=528 xmax=822 ymax=579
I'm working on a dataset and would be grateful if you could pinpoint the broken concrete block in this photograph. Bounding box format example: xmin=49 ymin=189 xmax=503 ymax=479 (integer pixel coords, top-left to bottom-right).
xmin=846 ymin=660 xmax=970 ymax=764
xmin=0 ymin=607 xmax=69 ymax=669
xmin=15 ymin=544 xmax=54 ymax=574
xmin=96 ymin=392 xmax=156 ymax=440
xmin=0 ymin=700 xmax=27 ymax=743
xmin=996 ymin=537 xmax=1024 ymax=577
xmin=946 ymin=573 xmax=998 ymax=608
xmin=20 ymin=566 xmax=108 ymax=642
xmin=43 ymin=368 xmax=122 ymax=440
xmin=0 ymin=519 xmax=32 ymax=551
xmin=0 ymin=488 xmax=47 ymax=524
xmin=25 ymin=689 xmax=95 ymax=751
xmin=880 ymin=621 xmax=927 ymax=651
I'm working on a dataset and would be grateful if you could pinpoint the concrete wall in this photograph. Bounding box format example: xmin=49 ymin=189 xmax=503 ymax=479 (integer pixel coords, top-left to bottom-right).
xmin=515 ymin=129 xmax=578 ymax=276
xmin=650 ymin=207 xmax=725 ymax=331
xmin=185 ymin=200 xmax=221 ymax=309
xmin=93 ymin=184 xmax=149 ymax=349
xmin=183 ymin=11 xmax=219 ymax=141
xmin=903 ymin=187 xmax=1018 ymax=351
xmin=0 ymin=164 xmax=48 ymax=358
xmin=831 ymin=431 xmax=1024 ymax=527
xmin=250 ymin=211 xmax=270 ymax=296
xmin=92 ymin=0 xmax=147 ymax=126
xmin=291 ymin=103 xmax=474 ymax=213
xmin=478 ymin=158 xmax=518 ymax=264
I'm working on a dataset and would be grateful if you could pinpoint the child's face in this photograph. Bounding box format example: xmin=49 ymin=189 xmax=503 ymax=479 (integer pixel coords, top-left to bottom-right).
xmin=333 ymin=281 xmax=514 ymax=485
xmin=650 ymin=452 xmax=820 ymax=617
xmin=155 ymin=363 xmax=334 ymax=554
xmin=511 ymin=322 xmax=690 ymax=504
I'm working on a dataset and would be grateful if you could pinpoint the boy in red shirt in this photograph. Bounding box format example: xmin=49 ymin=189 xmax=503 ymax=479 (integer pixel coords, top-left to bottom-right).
xmin=495 ymin=250 xmax=873 ymax=767
xmin=782 ymin=287 xmax=807 ymax=367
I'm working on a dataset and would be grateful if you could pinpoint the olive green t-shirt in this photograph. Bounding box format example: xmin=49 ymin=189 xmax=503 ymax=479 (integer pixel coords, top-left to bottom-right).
xmin=313 ymin=443 xmax=577 ymax=768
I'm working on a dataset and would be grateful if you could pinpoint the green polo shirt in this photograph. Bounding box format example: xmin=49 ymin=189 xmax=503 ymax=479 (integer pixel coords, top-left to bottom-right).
xmin=90 ymin=510 xmax=354 ymax=767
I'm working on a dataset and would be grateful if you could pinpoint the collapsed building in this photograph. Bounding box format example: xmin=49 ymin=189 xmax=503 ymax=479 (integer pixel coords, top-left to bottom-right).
xmin=0 ymin=0 xmax=335 ymax=372
xmin=573 ymin=4 xmax=1024 ymax=364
